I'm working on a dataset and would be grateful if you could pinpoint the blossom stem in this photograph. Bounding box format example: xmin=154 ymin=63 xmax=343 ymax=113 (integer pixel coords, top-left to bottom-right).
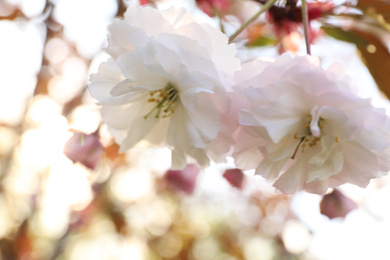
xmin=301 ymin=0 xmax=311 ymax=55
xmin=217 ymin=11 xmax=225 ymax=34
xmin=228 ymin=0 xmax=277 ymax=43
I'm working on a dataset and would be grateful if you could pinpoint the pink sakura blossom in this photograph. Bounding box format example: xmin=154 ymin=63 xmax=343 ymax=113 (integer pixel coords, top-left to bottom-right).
xmin=196 ymin=0 xmax=232 ymax=17
xmin=263 ymin=0 xmax=333 ymax=53
xmin=88 ymin=6 xmax=240 ymax=169
xmin=266 ymin=1 xmax=333 ymax=37
xmin=223 ymin=168 xmax=245 ymax=189
xmin=139 ymin=0 xmax=150 ymax=5
xmin=164 ymin=164 xmax=200 ymax=195
xmin=320 ymin=189 xmax=357 ymax=219
xmin=233 ymin=55 xmax=390 ymax=194
xmin=64 ymin=131 xmax=104 ymax=170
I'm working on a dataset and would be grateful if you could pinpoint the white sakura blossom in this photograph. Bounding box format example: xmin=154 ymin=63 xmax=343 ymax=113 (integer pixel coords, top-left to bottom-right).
xmin=88 ymin=6 xmax=240 ymax=168
xmin=233 ymin=55 xmax=390 ymax=194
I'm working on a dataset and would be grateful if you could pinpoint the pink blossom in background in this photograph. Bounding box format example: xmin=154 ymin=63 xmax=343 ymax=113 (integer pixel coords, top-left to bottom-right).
xmin=320 ymin=189 xmax=357 ymax=219
xmin=223 ymin=168 xmax=245 ymax=189
xmin=266 ymin=1 xmax=333 ymax=37
xmin=164 ymin=164 xmax=200 ymax=194
xmin=264 ymin=1 xmax=333 ymax=53
xmin=139 ymin=0 xmax=150 ymax=5
xmin=64 ymin=131 xmax=104 ymax=170
xmin=196 ymin=0 xmax=232 ymax=17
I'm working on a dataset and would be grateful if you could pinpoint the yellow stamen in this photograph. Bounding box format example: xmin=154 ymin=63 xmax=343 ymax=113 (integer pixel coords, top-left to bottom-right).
xmin=144 ymin=83 xmax=178 ymax=119
xmin=290 ymin=115 xmax=326 ymax=158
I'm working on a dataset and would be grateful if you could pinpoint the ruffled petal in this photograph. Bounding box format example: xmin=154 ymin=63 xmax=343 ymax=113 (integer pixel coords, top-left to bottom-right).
xmin=183 ymin=92 xmax=219 ymax=148
xmin=116 ymin=51 xmax=169 ymax=88
xmin=123 ymin=5 xmax=173 ymax=37
xmin=168 ymin=105 xmax=210 ymax=169
xmin=100 ymin=92 xmax=149 ymax=130
xmin=88 ymin=60 xmax=130 ymax=104
xmin=250 ymin=93 xmax=307 ymax=143
xmin=119 ymin=116 xmax=160 ymax=152
xmin=307 ymin=139 xmax=343 ymax=182
xmin=336 ymin=141 xmax=379 ymax=187
xmin=273 ymin=155 xmax=310 ymax=194
xmin=255 ymin=157 xmax=289 ymax=179
xmin=177 ymin=22 xmax=240 ymax=74
xmin=106 ymin=19 xmax=149 ymax=58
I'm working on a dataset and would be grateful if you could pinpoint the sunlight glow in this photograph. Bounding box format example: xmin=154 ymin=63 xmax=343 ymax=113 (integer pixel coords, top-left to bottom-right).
xmin=243 ymin=237 xmax=274 ymax=260
xmin=0 ymin=20 xmax=43 ymax=125
xmin=48 ymin=57 xmax=88 ymax=103
xmin=53 ymin=0 xmax=117 ymax=58
xmin=110 ymin=168 xmax=153 ymax=203
xmin=282 ymin=220 xmax=311 ymax=254
xmin=45 ymin=37 xmax=70 ymax=64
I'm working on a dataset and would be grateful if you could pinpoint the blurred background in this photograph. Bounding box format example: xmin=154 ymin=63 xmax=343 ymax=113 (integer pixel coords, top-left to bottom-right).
xmin=1 ymin=0 xmax=390 ymax=259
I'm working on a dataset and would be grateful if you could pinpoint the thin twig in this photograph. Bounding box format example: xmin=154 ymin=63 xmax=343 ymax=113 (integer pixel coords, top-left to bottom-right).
xmin=228 ymin=0 xmax=278 ymax=43
xmin=301 ymin=0 xmax=311 ymax=55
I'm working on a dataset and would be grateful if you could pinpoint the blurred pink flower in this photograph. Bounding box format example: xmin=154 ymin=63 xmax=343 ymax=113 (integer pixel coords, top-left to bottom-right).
xmin=196 ymin=0 xmax=232 ymax=17
xmin=164 ymin=164 xmax=200 ymax=195
xmin=64 ymin=131 xmax=104 ymax=170
xmin=320 ymin=189 xmax=357 ymax=219
xmin=223 ymin=168 xmax=245 ymax=189
xmin=234 ymin=55 xmax=390 ymax=194
xmin=263 ymin=0 xmax=333 ymax=53
xmin=139 ymin=0 xmax=150 ymax=5
xmin=266 ymin=1 xmax=333 ymax=36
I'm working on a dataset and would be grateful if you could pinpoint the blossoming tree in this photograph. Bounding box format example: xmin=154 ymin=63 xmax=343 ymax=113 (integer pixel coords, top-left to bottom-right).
xmin=1 ymin=0 xmax=390 ymax=259
xmin=90 ymin=1 xmax=390 ymax=194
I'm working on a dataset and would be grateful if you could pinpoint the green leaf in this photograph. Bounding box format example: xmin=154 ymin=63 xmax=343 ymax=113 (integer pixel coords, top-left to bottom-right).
xmin=246 ymin=35 xmax=277 ymax=47
xmin=322 ymin=26 xmax=368 ymax=47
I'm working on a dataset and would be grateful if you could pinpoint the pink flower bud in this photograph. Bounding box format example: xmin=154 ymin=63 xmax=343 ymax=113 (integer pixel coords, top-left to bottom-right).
xmin=223 ymin=168 xmax=245 ymax=189
xmin=164 ymin=164 xmax=200 ymax=195
xmin=265 ymin=1 xmax=333 ymax=50
xmin=320 ymin=189 xmax=357 ymax=219
xmin=64 ymin=131 xmax=104 ymax=170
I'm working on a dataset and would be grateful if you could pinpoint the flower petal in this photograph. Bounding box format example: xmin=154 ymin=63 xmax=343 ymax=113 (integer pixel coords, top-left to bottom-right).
xmin=334 ymin=141 xmax=379 ymax=187
xmin=273 ymin=155 xmax=310 ymax=194
xmin=183 ymin=93 xmax=219 ymax=148
xmin=307 ymin=141 xmax=343 ymax=182
xmin=123 ymin=5 xmax=174 ymax=37
xmin=116 ymin=50 xmax=169 ymax=88
xmin=106 ymin=19 xmax=149 ymax=58
xmin=119 ymin=116 xmax=160 ymax=152
xmin=88 ymin=60 xmax=130 ymax=104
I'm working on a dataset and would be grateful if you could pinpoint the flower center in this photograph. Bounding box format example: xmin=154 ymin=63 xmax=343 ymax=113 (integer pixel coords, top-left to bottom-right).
xmin=290 ymin=115 xmax=325 ymax=159
xmin=144 ymin=83 xmax=178 ymax=119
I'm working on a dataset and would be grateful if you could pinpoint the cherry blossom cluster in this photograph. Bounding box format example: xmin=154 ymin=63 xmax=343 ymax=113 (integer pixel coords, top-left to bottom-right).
xmin=88 ymin=5 xmax=390 ymax=194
